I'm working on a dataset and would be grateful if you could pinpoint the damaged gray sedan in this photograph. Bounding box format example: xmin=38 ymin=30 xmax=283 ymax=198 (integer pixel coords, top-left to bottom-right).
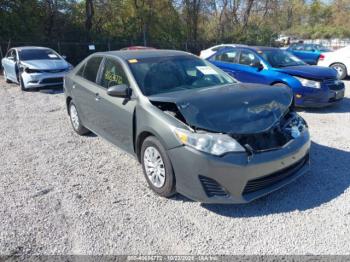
xmin=64 ymin=50 xmax=310 ymax=203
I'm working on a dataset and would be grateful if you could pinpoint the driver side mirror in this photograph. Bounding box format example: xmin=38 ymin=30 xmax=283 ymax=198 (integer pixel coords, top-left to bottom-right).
xmin=107 ymin=84 xmax=131 ymax=98
xmin=8 ymin=56 xmax=15 ymax=61
xmin=251 ymin=61 xmax=264 ymax=71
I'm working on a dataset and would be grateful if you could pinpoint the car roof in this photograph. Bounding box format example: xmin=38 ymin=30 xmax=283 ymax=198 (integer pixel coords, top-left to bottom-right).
xmin=221 ymin=46 xmax=279 ymax=52
xmin=96 ymin=49 xmax=193 ymax=60
xmin=13 ymin=46 xmax=52 ymax=51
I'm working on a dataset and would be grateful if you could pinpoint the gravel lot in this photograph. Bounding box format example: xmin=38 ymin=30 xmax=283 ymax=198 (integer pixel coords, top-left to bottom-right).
xmin=0 ymin=78 xmax=350 ymax=256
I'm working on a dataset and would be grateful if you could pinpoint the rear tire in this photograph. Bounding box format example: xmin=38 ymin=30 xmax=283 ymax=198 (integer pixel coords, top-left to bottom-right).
xmin=68 ymin=101 xmax=90 ymax=135
xmin=141 ymin=136 xmax=176 ymax=198
xmin=330 ymin=63 xmax=347 ymax=80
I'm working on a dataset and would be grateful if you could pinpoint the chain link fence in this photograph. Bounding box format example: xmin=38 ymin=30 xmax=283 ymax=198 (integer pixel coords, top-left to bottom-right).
xmin=0 ymin=41 xmax=211 ymax=65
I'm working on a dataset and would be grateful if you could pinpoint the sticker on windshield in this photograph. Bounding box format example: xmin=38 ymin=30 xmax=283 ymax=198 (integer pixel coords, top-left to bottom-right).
xmin=48 ymin=54 xmax=58 ymax=58
xmin=196 ymin=66 xmax=218 ymax=75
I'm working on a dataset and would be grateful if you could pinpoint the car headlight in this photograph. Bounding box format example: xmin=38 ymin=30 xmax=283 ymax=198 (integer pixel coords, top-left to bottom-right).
xmin=295 ymin=76 xmax=321 ymax=89
xmin=284 ymin=113 xmax=308 ymax=139
xmin=24 ymin=67 xmax=41 ymax=74
xmin=174 ymin=128 xmax=245 ymax=156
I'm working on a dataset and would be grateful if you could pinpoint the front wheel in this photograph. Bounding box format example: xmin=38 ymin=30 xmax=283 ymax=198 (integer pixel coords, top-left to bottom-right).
xmin=69 ymin=101 xmax=90 ymax=135
xmin=141 ymin=136 xmax=176 ymax=198
xmin=19 ymin=74 xmax=26 ymax=91
xmin=330 ymin=63 xmax=347 ymax=80
xmin=273 ymin=82 xmax=289 ymax=88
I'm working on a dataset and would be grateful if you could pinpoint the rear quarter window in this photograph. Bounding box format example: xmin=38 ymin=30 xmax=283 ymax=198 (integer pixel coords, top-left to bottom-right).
xmin=81 ymin=56 xmax=103 ymax=83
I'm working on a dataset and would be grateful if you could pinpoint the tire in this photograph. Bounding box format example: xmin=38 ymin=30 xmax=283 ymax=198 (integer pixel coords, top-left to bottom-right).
xmin=141 ymin=136 xmax=176 ymax=198
xmin=330 ymin=63 xmax=347 ymax=80
xmin=68 ymin=101 xmax=90 ymax=135
xmin=19 ymin=74 xmax=26 ymax=91
xmin=273 ymin=82 xmax=289 ymax=88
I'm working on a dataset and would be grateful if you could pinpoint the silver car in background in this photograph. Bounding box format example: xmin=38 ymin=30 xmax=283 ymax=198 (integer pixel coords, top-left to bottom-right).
xmin=1 ymin=46 xmax=72 ymax=91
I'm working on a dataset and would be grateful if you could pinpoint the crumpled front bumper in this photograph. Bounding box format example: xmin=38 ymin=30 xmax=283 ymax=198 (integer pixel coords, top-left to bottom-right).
xmin=22 ymin=71 xmax=68 ymax=89
xmin=168 ymin=130 xmax=311 ymax=204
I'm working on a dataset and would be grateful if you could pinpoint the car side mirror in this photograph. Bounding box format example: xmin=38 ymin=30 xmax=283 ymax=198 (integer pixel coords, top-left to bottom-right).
xmin=251 ymin=61 xmax=264 ymax=71
xmin=8 ymin=56 xmax=15 ymax=61
xmin=107 ymin=84 xmax=131 ymax=98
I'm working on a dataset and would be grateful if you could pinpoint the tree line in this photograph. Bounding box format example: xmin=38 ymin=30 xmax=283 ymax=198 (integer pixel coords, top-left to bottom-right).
xmin=1 ymin=0 xmax=350 ymax=50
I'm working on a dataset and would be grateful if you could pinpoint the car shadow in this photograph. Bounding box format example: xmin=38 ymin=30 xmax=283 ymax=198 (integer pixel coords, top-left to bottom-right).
xmin=297 ymin=97 xmax=350 ymax=114
xmin=201 ymin=141 xmax=350 ymax=217
xmin=38 ymin=85 xmax=64 ymax=94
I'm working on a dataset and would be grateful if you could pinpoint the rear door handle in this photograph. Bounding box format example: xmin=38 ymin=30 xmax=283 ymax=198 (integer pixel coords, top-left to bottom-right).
xmin=72 ymin=84 xmax=76 ymax=89
xmin=95 ymin=93 xmax=100 ymax=101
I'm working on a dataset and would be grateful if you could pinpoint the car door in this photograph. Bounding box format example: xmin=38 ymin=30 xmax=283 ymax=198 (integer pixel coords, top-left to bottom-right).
xmin=71 ymin=56 xmax=104 ymax=131
xmin=234 ymin=49 xmax=269 ymax=84
xmin=208 ymin=48 xmax=240 ymax=78
xmin=93 ymin=57 xmax=136 ymax=153
xmin=289 ymin=44 xmax=318 ymax=65
xmin=2 ymin=49 xmax=18 ymax=81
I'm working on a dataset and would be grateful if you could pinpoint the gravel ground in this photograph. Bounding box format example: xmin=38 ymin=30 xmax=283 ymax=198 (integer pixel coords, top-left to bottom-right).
xmin=0 ymin=78 xmax=350 ymax=256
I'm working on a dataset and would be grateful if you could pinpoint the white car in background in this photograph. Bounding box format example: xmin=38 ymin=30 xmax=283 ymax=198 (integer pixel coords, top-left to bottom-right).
xmin=317 ymin=45 xmax=350 ymax=79
xmin=1 ymin=46 xmax=72 ymax=91
xmin=199 ymin=44 xmax=247 ymax=59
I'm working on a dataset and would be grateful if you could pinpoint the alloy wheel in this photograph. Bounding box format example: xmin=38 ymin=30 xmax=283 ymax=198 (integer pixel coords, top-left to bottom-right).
xmin=143 ymin=146 xmax=166 ymax=188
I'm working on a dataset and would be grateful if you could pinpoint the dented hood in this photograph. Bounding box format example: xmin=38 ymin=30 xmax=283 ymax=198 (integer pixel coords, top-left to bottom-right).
xmin=148 ymin=83 xmax=293 ymax=134
xmin=274 ymin=65 xmax=337 ymax=80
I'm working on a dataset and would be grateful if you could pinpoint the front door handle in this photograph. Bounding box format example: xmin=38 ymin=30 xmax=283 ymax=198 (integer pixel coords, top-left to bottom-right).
xmin=72 ymin=84 xmax=76 ymax=89
xmin=95 ymin=93 xmax=100 ymax=101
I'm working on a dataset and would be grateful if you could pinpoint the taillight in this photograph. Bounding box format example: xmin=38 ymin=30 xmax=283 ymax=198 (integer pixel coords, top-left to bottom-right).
xmin=319 ymin=54 xmax=325 ymax=61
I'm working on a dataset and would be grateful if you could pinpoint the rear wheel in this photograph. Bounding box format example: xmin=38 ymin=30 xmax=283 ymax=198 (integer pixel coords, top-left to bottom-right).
xmin=141 ymin=136 xmax=176 ymax=198
xmin=330 ymin=63 xmax=347 ymax=80
xmin=69 ymin=101 xmax=90 ymax=135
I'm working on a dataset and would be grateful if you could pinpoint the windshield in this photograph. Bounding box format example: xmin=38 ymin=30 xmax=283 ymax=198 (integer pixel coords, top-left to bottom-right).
xmin=18 ymin=49 xmax=61 ymax=61
xmin=128 ymin=55 xmax=235 ymax=96
xmin=315 ymin=44 xmax=331 ymax=52
xmin=260 ymin=50 xmax=306 ymax=68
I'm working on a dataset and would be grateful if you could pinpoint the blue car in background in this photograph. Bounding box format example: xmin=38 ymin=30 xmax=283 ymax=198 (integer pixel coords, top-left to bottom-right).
xmin=207 ymin=46 xmax=345 ymax=107
xmin=286 ymin=43 xmax=332 ymax=65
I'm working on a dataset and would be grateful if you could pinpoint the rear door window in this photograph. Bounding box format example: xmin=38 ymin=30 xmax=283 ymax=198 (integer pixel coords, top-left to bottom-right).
xmin=82 ymin=56 xmax=103 ymax=83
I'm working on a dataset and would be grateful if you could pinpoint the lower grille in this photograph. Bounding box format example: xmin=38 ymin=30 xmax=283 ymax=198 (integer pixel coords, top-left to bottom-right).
xmin=199 ymin=176 xmax=229 ymax=198
xmin=43 ymin=69 xmax=66 ymax=73
xmin=243 ymin=154 xmax=309 ymax=195
xmin=323 ymin=79 xmax=344 ymax=91
xmin=40 ymin=77 xmax=63 ymax=84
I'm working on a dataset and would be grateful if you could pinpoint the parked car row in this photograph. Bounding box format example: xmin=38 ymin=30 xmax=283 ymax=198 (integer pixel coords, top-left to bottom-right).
xmin=203 ymin=45 xmax=345 ymax=107
xmin=0 ymin=44 xmax=346 ymax=204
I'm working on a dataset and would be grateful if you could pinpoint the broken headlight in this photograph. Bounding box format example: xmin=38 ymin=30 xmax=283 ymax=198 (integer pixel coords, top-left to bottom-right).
xmin=284 ymin=113 xmax=308 ymax=139
xmin=174 ymin=128 xmax=245 ymax=156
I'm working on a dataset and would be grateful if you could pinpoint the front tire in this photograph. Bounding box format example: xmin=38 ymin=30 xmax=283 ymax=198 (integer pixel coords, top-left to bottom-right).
xmin=19 ymin=74 xmax=26 ymax=91
xmin=69 ymin=101 xmax=90 ymax=135
xmin=141 ymin=136 xmax=176 ymax=198
xmin=330 ymin=63 xmax=347 ymax=80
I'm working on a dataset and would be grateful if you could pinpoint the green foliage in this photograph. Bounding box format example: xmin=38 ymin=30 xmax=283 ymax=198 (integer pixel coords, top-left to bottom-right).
xmin=1 ymin=0 xmax=350 ymax=49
